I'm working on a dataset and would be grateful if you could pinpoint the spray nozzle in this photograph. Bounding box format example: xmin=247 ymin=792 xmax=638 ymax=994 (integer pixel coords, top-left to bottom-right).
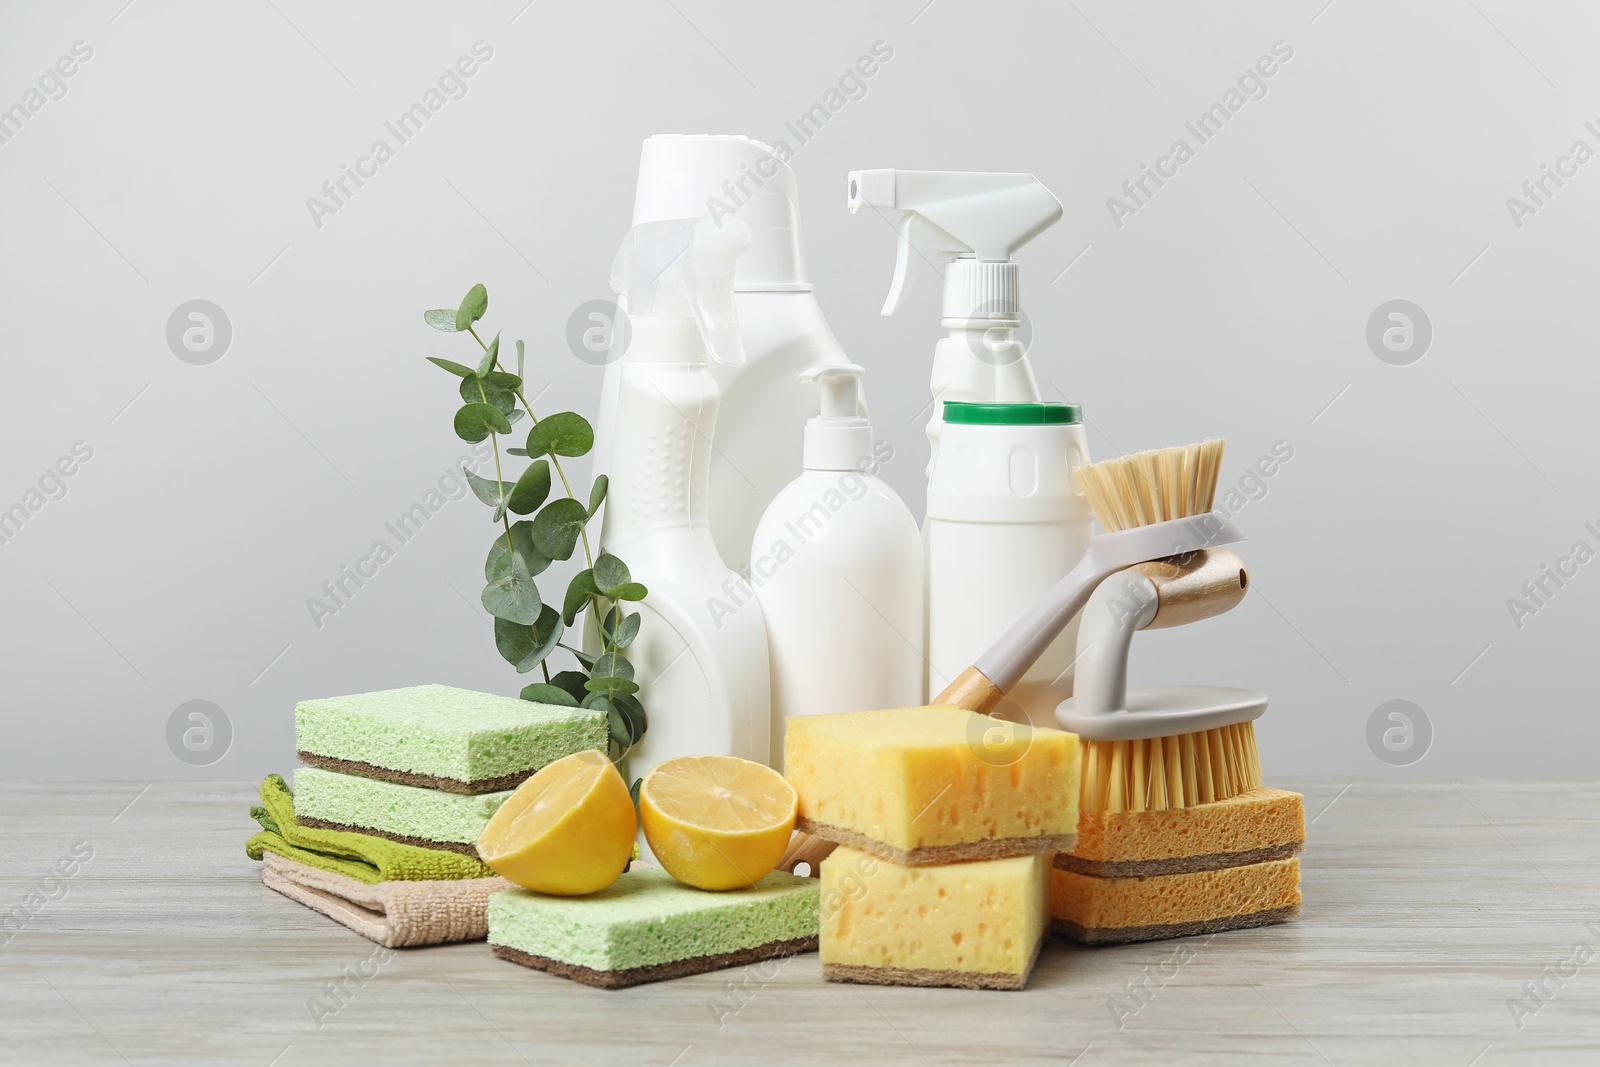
xmin=798 ymin=363 xmax=872 ymax=472
xmin=846 ymin=169 xmax=1063 ymax=318
xmin=609 ymin=214 xmax=750 ymax=365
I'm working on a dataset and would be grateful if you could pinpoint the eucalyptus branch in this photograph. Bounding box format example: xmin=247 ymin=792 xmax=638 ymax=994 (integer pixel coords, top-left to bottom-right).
xmin=424 ymin=283 xmax=649 ymax=764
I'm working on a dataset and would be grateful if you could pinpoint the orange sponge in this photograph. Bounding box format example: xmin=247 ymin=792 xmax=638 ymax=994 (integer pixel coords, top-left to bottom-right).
xmin=1061 ymin=786 xmax=1304 ymax=878
xmin=1051 ymin=856 xmax=1300 ymax=944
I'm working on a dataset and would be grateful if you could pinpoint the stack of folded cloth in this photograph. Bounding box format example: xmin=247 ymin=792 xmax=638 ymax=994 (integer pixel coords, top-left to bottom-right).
xmin=1050 ymin=786 xmax=1305 ymax=944
xmin=785 ymin=707 xmax=1080 ymax=991
xmin=248 ymin=683 xmax=607 ymax=947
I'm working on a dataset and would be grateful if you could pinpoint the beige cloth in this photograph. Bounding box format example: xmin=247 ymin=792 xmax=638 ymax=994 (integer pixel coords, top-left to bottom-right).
xmin=261 ymin=851 xmax=514 ymax=947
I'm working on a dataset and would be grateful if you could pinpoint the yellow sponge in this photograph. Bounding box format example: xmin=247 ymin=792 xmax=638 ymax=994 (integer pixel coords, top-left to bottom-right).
xmin=1051 ymin=856 xmax=1301 ymax=945
xmin=784 ymin=706 xmax=1079 ymax=865
xmin=1062 ymin=787 xmax=1304 ymax=877
xmin=820 ymin=845 xmax=1049 ymax=990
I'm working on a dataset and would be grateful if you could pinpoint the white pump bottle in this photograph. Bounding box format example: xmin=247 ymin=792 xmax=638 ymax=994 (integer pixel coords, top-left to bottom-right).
xmin=750 ymin=364 xmax=924 ymax=767
xmin=845 ymin=169 xmax=1064 ymax=475
xmin=599 ymin=215 xmax=771 ymax=780
xmin=595 ymin=135 xmax=858 ymax=577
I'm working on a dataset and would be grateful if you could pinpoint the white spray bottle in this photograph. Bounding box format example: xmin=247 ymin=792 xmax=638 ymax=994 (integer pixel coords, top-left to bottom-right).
xmin=599 ymin=215 xmax=771 ymax=779
xmin=750 ymin=364 xmax=924 ymax=766
xmin=595 ymin=135 xmax=858 ymax=576
xmin=847 ymin=169 xmax=1092 ymax=726
xmin=845 ymin=169 xmax=1064 ymax=475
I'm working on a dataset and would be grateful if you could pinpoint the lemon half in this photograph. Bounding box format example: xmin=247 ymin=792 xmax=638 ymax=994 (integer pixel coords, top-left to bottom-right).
xmin=640 ymin=755 xmax=798 ymax=891
xmin=477 ymin=749 xmax=635 ymax=896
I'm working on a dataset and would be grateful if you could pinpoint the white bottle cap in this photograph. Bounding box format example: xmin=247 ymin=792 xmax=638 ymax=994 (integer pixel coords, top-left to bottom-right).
xmin=799 ymin=364 xmax=873 ymax=471
xmin=632 ymin=135 xmax=811 ymax=293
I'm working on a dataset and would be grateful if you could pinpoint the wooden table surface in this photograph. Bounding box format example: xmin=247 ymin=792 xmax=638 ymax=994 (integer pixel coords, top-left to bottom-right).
xmin=1 ymin=778 xmax=1597 ymax=1066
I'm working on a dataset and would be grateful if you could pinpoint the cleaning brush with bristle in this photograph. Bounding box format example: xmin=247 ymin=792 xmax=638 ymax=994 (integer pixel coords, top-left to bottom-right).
xmin=1060 ymin=438 xmax=1268 ymax=815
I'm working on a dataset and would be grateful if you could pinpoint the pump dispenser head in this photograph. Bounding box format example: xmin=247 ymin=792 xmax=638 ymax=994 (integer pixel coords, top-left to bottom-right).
xmin=799 ymin=363 xmax=872 ymax=471
xmin=609 ymin=215 xmax=751 ymax=365
xmin=845 ymin=169 xmax=1063 ymax=319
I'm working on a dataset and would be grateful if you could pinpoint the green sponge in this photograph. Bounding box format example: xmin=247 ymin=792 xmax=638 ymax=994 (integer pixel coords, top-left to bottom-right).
xmin=295 ymin=683 xmax=606 ymax=793
xmin=292 ymin=767 xmax=510 ymax=855
xmin=487 ymin=867 xmax=820 ymax=989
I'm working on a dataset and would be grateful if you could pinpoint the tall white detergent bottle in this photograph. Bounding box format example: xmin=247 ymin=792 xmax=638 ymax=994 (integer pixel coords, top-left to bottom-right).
xmin=845 ymin=169 xmax=1064 ymax=476
xmin=599 ymin=214 xmax=771 ymax=780
xmin=594 ymin=135 xmax=857 ymax=577
xmin=925 ymin=401 xmax=1093 ymax=728
xmin=750 ymin=364 xmax=924 ymax=766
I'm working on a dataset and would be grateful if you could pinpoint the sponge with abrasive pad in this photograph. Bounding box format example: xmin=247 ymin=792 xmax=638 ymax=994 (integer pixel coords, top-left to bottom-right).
xmin=487 ymin=866 xmax=819 ymax=989
xmin=295 ymin=683 xmax=606 ymax=794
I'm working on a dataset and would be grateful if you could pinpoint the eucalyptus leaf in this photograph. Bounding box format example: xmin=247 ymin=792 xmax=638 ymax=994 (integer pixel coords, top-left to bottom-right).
xmin=549 ymin=670 xmax=590 ymax=704
xmin=608 ymin=582 xmax=648 ymax=602
xmin=463 ymin=469 xmax=514 ymax=508
xmin=605 ymin=704 xmax=631 ymax=750
xmin=525 ymin=411 xmax=594 ymax=458
xmin=506 ymin=409 xmax=525 ymax=425
xmin=515 ymin=339 xmax=525 ymax=379
xmin=533 ymin=497 xmax=589 ymax=561
xmin=593 ymin=551 xmax=630 ymax=594
xmin=461 ymin=370 xmax=520 ymax=414
xmin=456 ymin=283 xmax=488 ymax=331
xmin=586 ymin=474 xmax=608 ymax=519
xmin=628 ymin=777 xmax=642 ymax=808
xmin=508 ymin=459 xmax=552 ymax=516
xmin=474 ymin=331 xmax=500 ymax=378
xmin=613 ymin=692 xmax=647 ymax=745
xmin=427 ymin=356 xmax=475 ymax=377
xmin=493 ymin=603 xmax=562 ymax=673
xmin=520 ymin=682 xmax=579 ymax=707
xmin=506 ymin=447 xmax=529 ymax=457
xmin=585 ymin=676 xmax=640 ymax=696
xmin=592 ymin=652 xmax=634 ymax=682
xmin=613 ymin=611 xmax=641 ymax=648
xmin=481 ymin=555 xmax=541 ymax=625
xmin=425 ymin=309 xmax=461 ymax=332
xmin=454 ymin=402 xmax=512 ymax=443
xmin=562 ymin=568 xmax=598 ymax=627
xmin=486 ymin=521 xmax=549 ymax=580
xmin=564 ymin=645 xmax=598 ymax=671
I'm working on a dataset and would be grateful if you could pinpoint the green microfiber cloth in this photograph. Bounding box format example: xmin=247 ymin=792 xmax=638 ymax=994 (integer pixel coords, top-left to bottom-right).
xmin=246 ymin=774 xmax=495 ymax=884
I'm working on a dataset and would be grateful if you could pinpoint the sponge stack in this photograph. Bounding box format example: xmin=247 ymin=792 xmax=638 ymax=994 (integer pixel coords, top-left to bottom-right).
xmin=1051 ymin=786 xmax=1305 ymax=943
xmin=292 ymin=684 xmax=607 ymax=855
xmin=786 ymin=706 xmax=1078 ymax=990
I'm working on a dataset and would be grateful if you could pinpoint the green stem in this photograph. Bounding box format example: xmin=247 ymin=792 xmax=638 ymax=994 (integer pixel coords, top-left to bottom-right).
xmin=466 ymin=327 xmax=514 ymax=558
xmin=508 ymin=383 xmax=595 ymax=570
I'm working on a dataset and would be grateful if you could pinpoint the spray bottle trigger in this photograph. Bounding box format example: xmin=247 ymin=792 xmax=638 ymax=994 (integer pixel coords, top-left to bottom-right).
xmin=882 ymin=213 xmax=963 ymax=317
xmin=685 ymin=216 xmax=751 ymax=366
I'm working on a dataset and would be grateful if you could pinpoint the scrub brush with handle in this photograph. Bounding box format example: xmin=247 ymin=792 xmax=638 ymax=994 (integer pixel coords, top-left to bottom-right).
xmin=777 ymin=504 xmax=1249 ymax=873
xmin=1061 ymin=439 xmax=1267 ymax=815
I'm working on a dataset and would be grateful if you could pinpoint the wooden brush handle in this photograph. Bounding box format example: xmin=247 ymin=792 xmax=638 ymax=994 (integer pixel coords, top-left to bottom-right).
xmin=1137 ymin=548 xmax=1248 ymax=629
xmin=775 ymin=666 xmax=1008 ymax=874
xmin=931 ymin=666 xmax=1004 ymax=713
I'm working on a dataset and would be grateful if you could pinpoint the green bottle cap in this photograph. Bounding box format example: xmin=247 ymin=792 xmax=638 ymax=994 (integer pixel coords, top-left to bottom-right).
xmin=941 ymin=401 xmax=1082 ymax=425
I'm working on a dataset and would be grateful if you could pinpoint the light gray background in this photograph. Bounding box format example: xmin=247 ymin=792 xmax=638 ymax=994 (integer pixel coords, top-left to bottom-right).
xmin=2 ymin=0 xmax=1595 ymax=779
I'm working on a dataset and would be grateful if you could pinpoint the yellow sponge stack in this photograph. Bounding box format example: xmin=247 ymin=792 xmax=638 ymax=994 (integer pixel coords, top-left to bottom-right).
xmin=787 ymin=707 xmax=1078 ymax=989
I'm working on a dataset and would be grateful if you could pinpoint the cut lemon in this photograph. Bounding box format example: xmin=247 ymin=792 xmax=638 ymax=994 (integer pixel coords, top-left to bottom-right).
xmin=477 ymin=749 xmax=636 ymax=896
xmin=639 ymin=755 xmax=798 ymax=891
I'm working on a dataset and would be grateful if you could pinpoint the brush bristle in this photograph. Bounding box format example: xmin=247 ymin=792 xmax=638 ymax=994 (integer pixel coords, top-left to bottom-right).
xmin=1079 ymin=722 xmax=1262 ymax=814
xmin=1075 ymin=438 xmax=1225 ymax=531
